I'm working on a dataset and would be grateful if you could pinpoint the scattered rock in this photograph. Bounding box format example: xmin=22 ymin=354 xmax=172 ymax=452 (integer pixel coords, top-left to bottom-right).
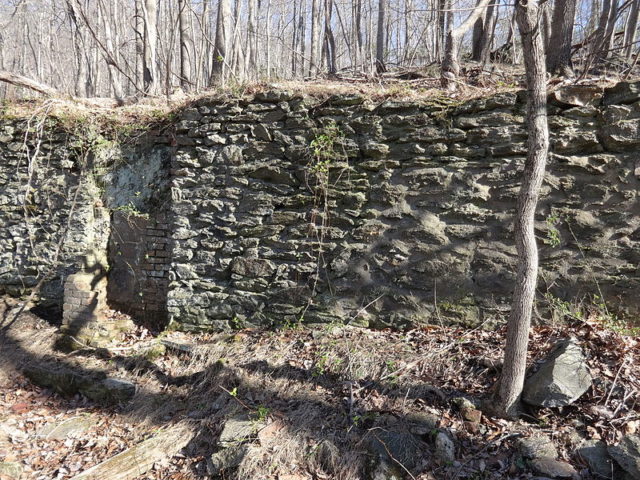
xmin=207 ymin=445 xmax=249 ymax=474
xmin=83 ymin=378 xmax=136 ymax=404
xmin=451 ymin=397 xmax=476 ymax=411
xmin=69 ymin=422 xmax=194 ymax=480
xmin=218 ymin=414 xmax=264 ymax=448
xmin=0 ymin=462 xmax=22 ymax=479
xmin=0 ymin=423 xmax=27 ymax=443
xmin=608 ymin=435 xmax=640 ymax=479
xmin=603 ymin=81 xmax=640 ymax=105
xmin=530 ymin=457 xmax=579 ymax=479
xmin=37 ymin=415 xmax=97 ymax=440
xmin=435 ymin=431 xmax=456 ymax=464
xmin=406 ymin=412 xmax=440 ymax=435
xmin=551 ymin=85 xmax=602 ymax=107
xmin=23 ymin=364 xmax=136 ymax=405
xmin=577 ymin=440 xmax=621 ymax=479
xmin=367 ymin=430 xmax=425 ymax=471
xmin=518 ymin=435 xmax=559 ymax=460
xmin=369 ymin=459 xmax=404 ymax=480
xmin=522 ymin=338 xmax=593 ymax=407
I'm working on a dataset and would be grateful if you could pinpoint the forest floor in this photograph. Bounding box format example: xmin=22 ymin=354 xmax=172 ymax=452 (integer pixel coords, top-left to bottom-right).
xmin=0 ymin=296 xmax=638 ymax=479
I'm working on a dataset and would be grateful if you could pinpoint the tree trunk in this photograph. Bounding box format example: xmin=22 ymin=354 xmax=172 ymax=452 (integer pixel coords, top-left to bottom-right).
xmin=624 ymin=0 xmax=639 ymax=60
xmin=65 ymin=0 xmax=88 ymax=97
xmin=310 ymin=0 xmax=320 ymax=76
xmin=211 ymin=0 xmax=231 ymax=85
xmin=487 ymin=0 xmax=549 ymax=420
xmin=592 ymin=0 xmax=620 ymax=65
xmin=375 ymin=0 xmax=386 ymax=73
xmin=135 ymin=0 xmax=145 ymax=92
xmin=471 ymin=0 xmax=497 ymax=62
xmin=142 ymin=0 xmax=158 ymax=94
xmin=546 ymin=0 xmax=577 ymax=75
xmin=324 ymin=0 xmax=337 ymax=74
xmin=436 ymin=0 xmax=447 ymax=60
xmin=98 ymin=0 xmax=124 ymax=99
xmin=441 ymin=0 xmax=491 ymax=90
xmin=178 ymin=0 xmax=193 ymax=90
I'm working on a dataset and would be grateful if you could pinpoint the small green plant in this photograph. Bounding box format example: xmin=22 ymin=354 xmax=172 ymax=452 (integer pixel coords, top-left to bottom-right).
xmin=312 ymin=350 xmax=343 ymax=377
xmin=545 ymin=293 xmax=640 ymax=336
xmin=309 ymin=120 xmax=344 ymax=175
xmin=113 ymin=202 xmax=147 ymax=218
xmin=545 ymin=213 xmax=562 ymax=247
xmin=352 ymin=411 xmax=378 ymax=427
xmin=255 ymin=405 xmax=270 ymax=422
xmin=230 ymin=315 xmax=246 ymax=330
xmin=313 ymin=352 xmax=330 ymax=377
xmin=280 ymin=315 xmax=302 ymax=331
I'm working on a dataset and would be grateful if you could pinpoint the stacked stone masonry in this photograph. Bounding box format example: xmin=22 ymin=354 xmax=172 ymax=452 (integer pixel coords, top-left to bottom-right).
xmin=0 ymin=81 xmax=639 ymax=332
xmin=167 ymin=83 xmax=640 ymax=331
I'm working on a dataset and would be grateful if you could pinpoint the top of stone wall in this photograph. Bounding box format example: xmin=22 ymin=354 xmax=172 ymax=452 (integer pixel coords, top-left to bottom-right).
xmin=1 ymin=80 xmax=637 ymax=125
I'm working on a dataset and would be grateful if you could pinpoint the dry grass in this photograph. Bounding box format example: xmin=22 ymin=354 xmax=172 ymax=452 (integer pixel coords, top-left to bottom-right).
xmin=1 ymin=294 xmax=639 ymax=479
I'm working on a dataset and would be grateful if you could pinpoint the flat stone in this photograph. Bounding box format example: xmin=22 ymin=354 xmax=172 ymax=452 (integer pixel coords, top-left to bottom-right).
xmin=518 ymin=435 xmax=559 ymax=460
xmin=230 ymin=257 xmax=276 ymax=277
xmin=0 ymin=462 xmax=22 ymax=479
xmin=551 ymin=85 xmax=602 ymax=107
xmin=435 ymin=431 xmax=456 ymax=464
xmin=608 ymin=435 xmax=640 ymax=479
xmin=577 ymin=440 xmax=621 ymax=479
xmin=24 ymin=365 xmax=135 ymax=405
xmin=406 ymin=412 xmax=440 ymax=435
xmin=0 ymin=423 xmax=27 ymax=443
xmin=218 ymin=414 xmax=263 ymax=447
xmin=37 ymin=415 xmax=97 ymax=440
xmin=367 ymin=430 xmax=425 ymax=471
xmin=207 ymin=445 xmax=249 ymax=474
xmin=82 ymin=378 xmax=136 ymax=404
xmin=530 ymin=457 xmax=578 ymax=479
xmin=603 ymin=81 xmax=640 ymax=105
xmin=523 ymin=338 xmax=593 ymax=408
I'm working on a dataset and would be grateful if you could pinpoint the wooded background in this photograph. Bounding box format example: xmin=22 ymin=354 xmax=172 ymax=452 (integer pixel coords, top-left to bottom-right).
xmin=0 ymin=0 xmax=638 ymax=99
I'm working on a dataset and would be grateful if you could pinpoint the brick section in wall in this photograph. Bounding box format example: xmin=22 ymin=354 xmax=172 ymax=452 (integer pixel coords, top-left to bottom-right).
xmin=107 ymin=211 xmax=169 ymax=329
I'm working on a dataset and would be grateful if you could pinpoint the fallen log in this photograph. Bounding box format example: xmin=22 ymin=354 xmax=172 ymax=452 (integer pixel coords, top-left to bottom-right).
xmin=69 ymin=421 xmax=196 ymax=480
xmin=0 ymin=70 xmax=59 ymax=97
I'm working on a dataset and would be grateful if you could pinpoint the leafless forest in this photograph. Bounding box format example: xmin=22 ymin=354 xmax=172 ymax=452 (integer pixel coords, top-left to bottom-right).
xmin=0 ymin=0 xmax=638 ymax=99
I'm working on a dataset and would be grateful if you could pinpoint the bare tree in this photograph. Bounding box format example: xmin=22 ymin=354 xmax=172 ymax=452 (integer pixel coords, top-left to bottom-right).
xmin=441 ymin=0 xmax=492 ymax=90
xmin=65 ymin=0 xmax=90 ymax=97
xmin=142 ymin=0 xmax=158 ymax=94
xmin=471 ymin=0 xmax=498 ymax=64
xmin=624 ymin=0 xmax=640 ymax=61
xmin=592 ymin=0 xmax=620 ymax=66
xmin=211 ymin=0 xmax=231 ymax=85
xmin=309 ymin=0 xmax=321 ymax=77
xmin=324 ymin=0 xmax=338 ymax=74
xmin=375 ymin=0 xmax=386 ymax=73
xmin=487 ymin=0 xmax=549 ymax=419
xmin=547 ymin=0 xmax=577 ymax=75
xmin=177 ymin=0 xmax=193 ymax=90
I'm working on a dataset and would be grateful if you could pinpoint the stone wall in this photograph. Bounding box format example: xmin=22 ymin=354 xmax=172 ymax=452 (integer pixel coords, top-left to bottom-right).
xmin=167 ymin=83 xmax=640 ymax=331
xmin=0 ymin=120 xmax=109 ymax=305
xmin=1 ymin=82 xmax=638 ymax=332
xmin=0 ymin=118 xmax=170 ymax=325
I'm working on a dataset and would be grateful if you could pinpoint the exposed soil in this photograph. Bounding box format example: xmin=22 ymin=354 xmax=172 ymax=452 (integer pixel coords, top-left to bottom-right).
xmin=0 ymin=296 xmax=638 ymax=479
